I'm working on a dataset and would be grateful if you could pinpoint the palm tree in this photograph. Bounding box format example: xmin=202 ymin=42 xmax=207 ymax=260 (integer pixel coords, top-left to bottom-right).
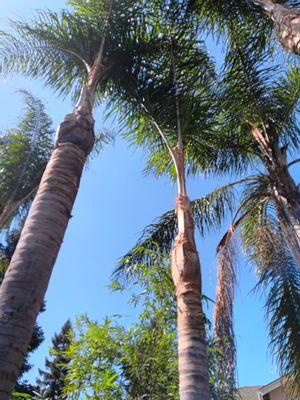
xmin=0 ymin=91 xmax=53 ymax=230
xmin=0 ymin=1 xmax=152 ymax=395
xmin=109 ymin=5 xmax=220 ymax=397
xmin=113 ymin=42 xmax=300 ymax=393
xmin=215 ymin=37 xmax=300 ymax=265
xmin=193 ymin=36 xmax=300 ymax=396
xmin=253 ymin=0 xmax=300 ymax=55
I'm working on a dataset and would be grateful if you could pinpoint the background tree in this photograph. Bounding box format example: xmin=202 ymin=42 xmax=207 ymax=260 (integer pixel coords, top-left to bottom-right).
xmin=36 ymin=320 xmax=72 ymax=400
xmin=0 ymin=91 xmax=53 ymax=230
xmin=209 ymin=37 xmax=300 ymax=397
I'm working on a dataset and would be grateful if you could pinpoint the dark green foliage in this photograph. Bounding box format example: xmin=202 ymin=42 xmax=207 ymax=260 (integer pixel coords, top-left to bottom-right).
xmin=0 ymin=230 xmax=45 ymax=396
xmin=36 ymin=321 xmax=72 ymax=398
xmin=0 ymin=0 xmax=161 ymax=104
xmin=63 ymin=256 xmax=178 ymax=399
xmin=0 ymin=91 xmax=53 ymax=228
xmin=37 ymin=320 xmax=72 ymax=399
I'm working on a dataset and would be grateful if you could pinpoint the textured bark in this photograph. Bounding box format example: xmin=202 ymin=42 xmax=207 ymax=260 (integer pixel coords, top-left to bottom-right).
xmin=0 ymin=111 xmax=94 ymax=397
xmin=171 ymin=194 xmax=210 ymax=400
xmin=272 ymin=165 xmax=300 ymax=266
xmin=255 ymin=0 xmax=300 ymax=55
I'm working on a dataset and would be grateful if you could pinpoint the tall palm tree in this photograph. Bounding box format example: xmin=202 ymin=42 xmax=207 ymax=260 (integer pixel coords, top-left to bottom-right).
xmin=113 ymin=42 xmax=300 ymax=398
xmin=0 ymin=1 xmax=152 ymax=395
xmin=196 ymin=37 xmax=300 ymax=396
xmin=0 ymin=91 xmax=53 ymax=230
xmin=109 ymin=4 xmax=219 ymax=397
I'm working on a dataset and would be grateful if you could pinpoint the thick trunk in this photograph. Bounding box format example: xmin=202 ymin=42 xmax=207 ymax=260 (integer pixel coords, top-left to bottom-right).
xmin=272 ymin=166 xmax=300 ymax=266
xmin=254 ymin=0 xmax=300 ymax=55
xmin=0 ymin=111 xmax=94 ymax=397
xmin=171 ymin=194 xmax=210 ymax=400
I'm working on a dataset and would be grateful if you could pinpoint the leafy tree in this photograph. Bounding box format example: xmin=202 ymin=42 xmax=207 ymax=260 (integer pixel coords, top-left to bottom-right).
xmin=0 ymin=1 xmax=158 ymax=394
xmin=0 ymin=91 xmax=53 ymax=230
xmin=36 ymin=320 xmax=72 ymax=400
xmin=63 ymin=253 xmax=222 ymax=399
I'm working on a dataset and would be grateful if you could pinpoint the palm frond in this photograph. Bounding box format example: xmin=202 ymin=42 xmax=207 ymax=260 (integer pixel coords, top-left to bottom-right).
xmin=0 ymin=1 xmax=154 ymax=101
xmin=113 ymin=181 xmax=239 ymax=283
xmin=213 ymin=238 xmax=237 ymax=400
xmin=252 ymin=222 xmax=300 ymax=396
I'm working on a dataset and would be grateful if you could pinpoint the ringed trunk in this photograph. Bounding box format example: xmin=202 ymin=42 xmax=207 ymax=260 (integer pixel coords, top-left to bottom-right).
xmin=0 ymin=109 xmax=94 ymax=396
xmin=171 ymin=193 xmax=211 ymax=400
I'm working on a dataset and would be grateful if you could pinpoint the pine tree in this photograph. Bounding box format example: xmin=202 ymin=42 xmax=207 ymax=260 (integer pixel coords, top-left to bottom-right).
xmin=37 ymin=320 xmax=72 ymax=399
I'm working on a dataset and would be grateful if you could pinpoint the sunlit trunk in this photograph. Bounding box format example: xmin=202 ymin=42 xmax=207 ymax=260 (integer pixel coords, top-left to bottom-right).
xmin=0 ymin=94 xmax=95 ymax=396
xmin=171 ymin=150 xmax=210 ymax=400
xmin=255 ymin=0 xmax=300 ymax=55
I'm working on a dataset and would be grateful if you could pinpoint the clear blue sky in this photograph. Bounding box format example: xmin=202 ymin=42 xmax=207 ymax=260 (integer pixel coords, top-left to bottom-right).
xmin=0 ymin=0 xmax=292 ymax=389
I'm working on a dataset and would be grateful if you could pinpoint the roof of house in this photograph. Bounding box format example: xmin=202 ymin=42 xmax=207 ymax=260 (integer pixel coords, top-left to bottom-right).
xmin=238 ymin=386 xmax=262 ymax=400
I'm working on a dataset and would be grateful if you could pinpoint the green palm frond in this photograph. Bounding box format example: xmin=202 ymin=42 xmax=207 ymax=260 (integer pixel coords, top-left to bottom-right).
xmin=269 ymin=67 xmax=300 ymax=149
xmin=1 ymin=11 xmax=92 ymax=97
xmin=105 ymin=8 xmax=219 ymax=178
xmin=113 ymin=181 xmax=240 ymax=283
xmin=0 ymin=1 xmax=154 ymax=101
xmin=216 ymin=34 xmax=300 ymax=170
xmin=248 ymin=220 xmax=300 ymax=396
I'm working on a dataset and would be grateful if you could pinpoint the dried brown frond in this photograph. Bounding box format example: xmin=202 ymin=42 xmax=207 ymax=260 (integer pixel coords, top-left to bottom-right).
xmin=213 ymin=238 xmax=237 ymax=399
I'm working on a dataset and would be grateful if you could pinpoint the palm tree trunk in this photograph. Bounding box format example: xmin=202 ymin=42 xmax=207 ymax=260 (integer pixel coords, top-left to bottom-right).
xmin=0 ymin=109 xmax=94 ymax=397
xmin=254 ymin=0 xmax=300 ymax=55
xmin=171 ymin=149 xmax=210 ymax=400
xmin=273 ymin=166 xmax=300 ymax=266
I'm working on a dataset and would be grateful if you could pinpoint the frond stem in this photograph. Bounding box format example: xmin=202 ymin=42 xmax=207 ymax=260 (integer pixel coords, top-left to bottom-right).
xmin=288 ymin=158 xmax=300 ymax=168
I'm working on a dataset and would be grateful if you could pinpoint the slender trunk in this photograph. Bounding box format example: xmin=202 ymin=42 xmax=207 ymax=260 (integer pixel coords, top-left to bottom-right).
xmin=254 ymin=0 xmax=300 ymax=55
xmin=0 ymin=100 xmax=95 ymax=396
xmin=171 ymin=150 xmax=210 ymax=400
xmin=272 ymin=166 xmax=300 ymax=266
